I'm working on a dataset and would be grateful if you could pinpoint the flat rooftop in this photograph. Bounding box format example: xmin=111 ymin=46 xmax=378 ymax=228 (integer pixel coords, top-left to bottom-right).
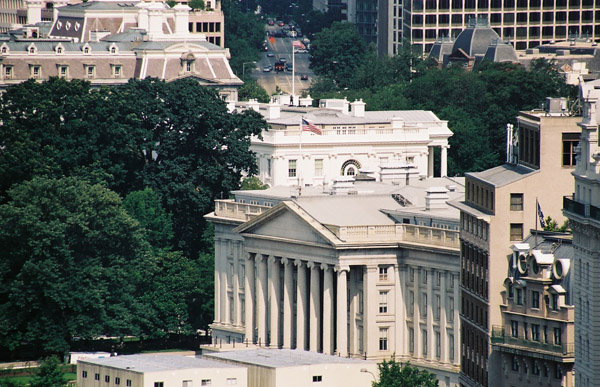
xmin=79 ymin=354 xmax=242 ymax=373
xmin=204 ymin=349 xmax=373 ymax=368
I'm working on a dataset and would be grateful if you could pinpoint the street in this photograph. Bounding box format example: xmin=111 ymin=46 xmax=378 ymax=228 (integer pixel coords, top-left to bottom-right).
xmin=250 ymin=25 xmax=314 ymax=96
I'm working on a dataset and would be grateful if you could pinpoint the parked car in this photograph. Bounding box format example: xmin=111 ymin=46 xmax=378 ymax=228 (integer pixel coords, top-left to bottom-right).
xmin=277 ymin=21 xmax=285 ymax=26
xmin=300 ymin=74 xmax=309 ymax=80
xmin=279 ymin=57 xmax=287 ymax=63
xmin=285 ymin=63 xmax=293 ymax=71
xmin=267 ymin=53 xmax=275 ymax=57
xmin=263 ymin=65 xmax=273 ymax=72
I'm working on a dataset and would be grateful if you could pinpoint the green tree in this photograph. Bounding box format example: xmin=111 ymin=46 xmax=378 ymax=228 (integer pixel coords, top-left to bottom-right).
xmin=543 ymin=216 xmax=570 ymax=232
xmin=240 ymin=175 xmax=269 ymax=190
xmin=188 ymin=0 xmax=205 ymax=10
xmin=238 ymin=79 xmax=271 ymax=103
xmin=0 ymin=177 xmax=151 ymax=354
xmin=373 ymin=358 xmax=438 ymax=387
xmin=123 ymin=188 xmax=174 ymax=251
xmin=309 ymin=21 xmax=367 ymax=88
xmin=222 ymin=0 xmax=265 ymax=74
xmin=30 ymin=356 xmax=66 ymax=387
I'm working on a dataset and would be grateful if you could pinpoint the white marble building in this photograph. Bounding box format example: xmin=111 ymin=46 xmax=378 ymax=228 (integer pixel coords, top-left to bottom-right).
xmin=205 ymin=178 xmax=464 ymax=387
xmin=237 ymin=99 xmax=452 ymax=188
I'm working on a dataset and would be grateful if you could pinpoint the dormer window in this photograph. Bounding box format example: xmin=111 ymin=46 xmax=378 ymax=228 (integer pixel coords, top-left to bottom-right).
xmin=1 ymin=45 xmax=7 ymax=54
xmin=57 ymin=47 xmax=62 ymax=54
xmin=109 ymin=44 xmax=118 ymax=54
xmin=28 ymin=44 xmax=37 ymax=54
xmin=83 ymin=44 xmax=91 ymax=54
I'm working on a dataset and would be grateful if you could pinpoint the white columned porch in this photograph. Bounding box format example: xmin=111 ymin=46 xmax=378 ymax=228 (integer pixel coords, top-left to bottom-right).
xmin=308 ymin=261 xmax=321 ymax=352
xmin=214 ymin=237 xmax=222 ymax=323
xmin=244 ymin=253 xmax=256 ymax=342
xmin=441 ymin=145 xmax=448 ymax=177
xmin=256 ymin=254 xmax=268 ymax=345
xmin=364 ymin=265 xmax=378 ymax=357
xmin=440 ymin=270 xmax=448 ymax=363
xmin=269 ymin=256 xmax=281 ymax=348
xmin=336 ymin=266 xmax=349 ymax=357
xmin=295 ymin=259 xmax=308 ymax=350
xmin=322 ymin=263 xmax=334 ymax=355
xmin=282 ymin=258 xmax=293 ymax=349
xmin=428 ymin=146 xmax=434 ymax=178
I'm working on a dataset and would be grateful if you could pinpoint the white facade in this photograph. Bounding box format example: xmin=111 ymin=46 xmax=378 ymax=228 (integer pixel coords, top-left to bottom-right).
xmin=205 ymin=180 xmax=464 ymax=386
xmin=238 ymin=99 xmax=452 ymax=188
xmin=563 ymin=79 xmax=600 ymax=387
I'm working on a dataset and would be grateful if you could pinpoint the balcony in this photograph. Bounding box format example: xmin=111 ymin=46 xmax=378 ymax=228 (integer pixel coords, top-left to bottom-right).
xmin=214 ymin=199 xmax=271 ymax=221
xmin=564 ymin=196 xmax=600 ymax=222
xmin=491 ymin=326 xmax=574 ymax=357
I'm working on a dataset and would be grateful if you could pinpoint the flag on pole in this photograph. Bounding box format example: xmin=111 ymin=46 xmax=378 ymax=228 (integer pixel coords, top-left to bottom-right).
xmin=537 ymin=200 xmax=546 ymax=228
xmin=302 ymin=118 xmax=322 ymax=135
xmin=292 ymin=40 xmax=304 ymax=48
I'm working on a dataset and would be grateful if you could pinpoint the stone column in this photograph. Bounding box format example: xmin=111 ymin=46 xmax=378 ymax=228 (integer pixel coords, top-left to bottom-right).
xmin=440 ymin=270 xmax=448 ymax=363
xmin=295 ymin=259 xmax=307 ymax=350
xmin=269 ymin=256 xmax=281 ymax=348
xmin=336 ymin=266 xmax=349 ymax=357
xmin=453 ymin=273 xmax=460 ymax=363
xmin=441 ymin=145 xmax=448 ymax=177
xmin=233 ymin=242 xmax=241 ymax=327
xmin=428 ymin=146 xmax=434 ymax=178
xmin=414 ymin=267 xmax=421 ymax=357
xmin=364 ymin=265 xmax=378 ymax=358
xmin=245 ymin=253 xmax=256 ymax=342
xmin=220 ymin=241 xmax=229 ymax=324
xmin=282 ymin=258 xmax=293 ymax=349
xmin=256 ymin=254 xmax=268 ymax=345
xmin=214 ymin=237 xmax=222 ymax=323
xmin=308 ymin=261 xmax=321 ymax=352
xmin=395 ymin=265 xmax=405 ymax=354
xmin=322 ymin=263 xmax=334 ymax=355
xmin=427 ymin=269 xmax=433 ymax=360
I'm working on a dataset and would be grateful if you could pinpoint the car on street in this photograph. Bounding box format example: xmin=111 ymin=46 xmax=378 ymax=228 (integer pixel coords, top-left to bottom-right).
xmin=263 ymin=65 xmax=273 ymax=72
xmin=277 ymin=21 xmax=285 ymax=26
xmin=267 ymin=53 xmax=275 ymax=57
xmin=285 ymin=63 xmax=293 ymax=71
xmin=294 ymin=49 xmax=308 ymax=54
xmin=279 ymin=57 xmax=286 ymax=63
xmin=301 ymin=74 xmax=309 ymax=80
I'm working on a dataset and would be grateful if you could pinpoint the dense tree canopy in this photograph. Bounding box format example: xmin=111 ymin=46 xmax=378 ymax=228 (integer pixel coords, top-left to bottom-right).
xmin=0 ymin=77 xmax=267 ymax=356
xmin=373 ymin=359 xmax=438 ymax=387
xmin=222 ymin=0 xmax=266 ymax=74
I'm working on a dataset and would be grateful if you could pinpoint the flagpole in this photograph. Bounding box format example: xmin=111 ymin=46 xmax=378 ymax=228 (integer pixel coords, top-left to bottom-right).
xmin=535 ymin=197 xmax=538 ymax=247
xmin=298 ymin=115 xmax=302 ymax=189
xmin=292 ymin=39 xmax=295 ymax=105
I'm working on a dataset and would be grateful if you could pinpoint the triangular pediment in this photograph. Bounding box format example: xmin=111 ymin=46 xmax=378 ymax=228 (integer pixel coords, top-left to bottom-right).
xmin=235 ymin=202 xmax=339 ymax=247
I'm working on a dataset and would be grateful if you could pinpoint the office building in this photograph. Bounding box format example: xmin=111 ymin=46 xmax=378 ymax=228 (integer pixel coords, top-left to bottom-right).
xmin=449 ymin=99 xmax=580 ymax=387
xmin=562 ymin=78 xmax=600 ymax=387
xmin=377 ymin=0 xmax=600 ymax=57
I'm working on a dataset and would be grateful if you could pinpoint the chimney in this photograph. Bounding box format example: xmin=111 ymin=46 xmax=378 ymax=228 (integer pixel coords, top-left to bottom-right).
xmin=350 ymin=99 xmax=365 ymax=117
xmin=26 ymin=0 xmax=44 ymax=25
xmin=425 ymin=187 xmax=450 ymax=210
xmin=266 ymin=100 xmax=280 ymax=119
xmin=331 ymin=176 xmax=355 ymax=194
xmin=173 ymin=3 xmax=191 ymax=36
xmin=52 ymin=0 xmax=68 ymax=21
xmin=147 ymin=2 xmax=165 ymax=38
xmin=247 ymin=99 xmax=260 ymax=112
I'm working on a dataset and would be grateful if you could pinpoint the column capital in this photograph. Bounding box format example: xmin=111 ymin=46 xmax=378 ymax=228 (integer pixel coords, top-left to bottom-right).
xmin=256 ymin=254 xmax=267 ymax=262
xmin=306 ymin=261 xmax=316 ymax=269
xmin=294 ymin=259 xmax=303 ymax=267
xmin=246 ymin=252 xmax=256 ymax=261
xmin=268 ymin=255 xmax=277 ymax=264
xmin=334 ymin=264 xmax=350 ymax=273
xmin=320 ymin=262 xmax=330 ymax=271
xmin=366 ymin=264 xmax=378 ymax=272
xmin=281 ymin=257 xmax=290 ymax=265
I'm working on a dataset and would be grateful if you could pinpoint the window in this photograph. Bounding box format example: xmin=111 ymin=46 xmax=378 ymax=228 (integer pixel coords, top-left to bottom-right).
xmin=358 ymin=290 xmax=364 ymax=314
xmin=95 ymin=374 xmax=100 ymax=381
xmin=4 ymin=66 xmax=13 ymax=79
xmin=554 ymin=327 xmax=562 ymax=345
xmin=226 ymin=378 xmax=237 ymax=385
xmin=58 ymin=65 xmax=68 ymax=78
xmin=510 ymin=223 xmax=523 ymax=241
xmin=314 ymin=159 xmax=323 ymax=177
xmin=436 ymin=271 xmax=441 ymax=286
xmin=511 ymin=320 xmax=519 ymax=337
xmin=115 ymin=377 xmax=121 ymax=385
xmin=379 ymin=266 xmax=388 ymax=281
xmin=29 ymin=46 xmax=36 ymax=54
xmin=409 ymin=267 xmax=415 ymax=282
xmin=449 ymin=334 xmax=454 ymax=360
xmin=555 ymin=365 xmax=563 ymax=379
xmin=510 ymin=193 xmax=523 ymax=211
xmin=127 ymin=380 xmax=132 ymax=387
xmin=84 ymin=46 xmax=90 ymax=54
xmin=448 ymin=298 xmax=454 ymax=322
xmin=379 ymin=328 xmax=388 ymax=351
xmin=82 ymin=371 xmax=88 ymax=378
xmin=112 ymin=65 xmax=122 ymax=78
xmin=435 ymin=295 xmax=440 ymax=320
xmin=57 ymin=47 xmax=63 ymax=54
xmin=409 ymin=327 xmax=415 ymax=353
xmin=379 ymin=291 xmax=388 ymax=313
xmin=30 ymin=65 xmax=41 ymax=79
xmin=422 ymin=293 xmax=428 ymax=317
xmin=85 ymin=65 xmax=95 ymax=79
xmin=551 ymin=294 xmax=559 ymax=310
xmin=562 ymin=132 xmax=580 ymax=167
xmin=435 ymin=331 xmax=441 ymax=358
xmin=288 ymin=159 xmax=297 ymax=177
xmin=408 ymin=291 xmax=414 ymax=315
xmin=532 ymin=324 xmax=540 ymax=341
xmin=533 ymin=361 xmax=540 ymax=375
xmin=1 ymin=46 xmax=6 ymax=53
xmin=422 ymin=269 xmax=428 ymax=284
xmin=532 ymin=291 xmax=540 ymax=308
xmin=110 ymin=46 xmax=117 ymax=54
xmin=154 ymin=383 xmax=164 ymax=387
xmin=201 ymin=380 xmax=212 ymax=386
xmin=105 ymin=375 xmax=110 ymax=383
xmin=422 ymin=330 xmax=428 ymax=355
xmin=524 ymin=322 xmax=528 ymax=340
xmin=512 ymin=356 xmax=519 ymax=371
xmin=185 ymin=61 xmax=192 ymax=72
xmin=312 ymin=375 xmax=322 ymax=382
xmin=516 ymin=288 xmax=523 ymax=305
xmin=183 ymin=381 xmax=193 ymax=387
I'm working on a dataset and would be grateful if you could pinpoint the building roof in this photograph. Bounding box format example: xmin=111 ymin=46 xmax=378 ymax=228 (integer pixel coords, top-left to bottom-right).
xmin=467 ymin=163 xmax=537 ymax=187
xmin=60 ymin=1 xmax=139 ymax=12
xmin=295 ymin=195 xmax=399 ymax=226
xmin=79 ymin=354 xmax=242 ymax=373
xmin=452 ymin=21 xmax=503 ymax=58
xmin=484 ymin=41 xmax=519 ymax=63
xmin=204 ymin=349 xmax=373 ymax=368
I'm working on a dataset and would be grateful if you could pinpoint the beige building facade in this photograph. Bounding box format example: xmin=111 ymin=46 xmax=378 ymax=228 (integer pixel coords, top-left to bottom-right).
xmin=206 ymin=179 xmax=465 ymax=386
xmin=450 ymin=102 xmax=580 ymax=387
xmin=563 ymin=79 xmax=600 ymax=387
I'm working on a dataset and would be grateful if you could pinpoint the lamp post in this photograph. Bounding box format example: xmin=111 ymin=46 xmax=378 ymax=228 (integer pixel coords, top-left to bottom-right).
xmin=360 ymin=368 xmax=377 ymax=383
xmin=242 ymin=61 xmax=257 ymax=76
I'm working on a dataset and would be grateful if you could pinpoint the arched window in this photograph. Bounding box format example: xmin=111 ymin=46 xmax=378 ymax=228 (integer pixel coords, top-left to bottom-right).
xmin=340 ymin=159 xmax=361 ymax=176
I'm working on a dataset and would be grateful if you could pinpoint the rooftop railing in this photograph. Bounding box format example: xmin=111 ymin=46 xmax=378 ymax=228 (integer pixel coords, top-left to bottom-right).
xmin=564 ymin=196 xmax=600 ymax=222
xmin=491 ymin=326 xmax=574 ymax=356
xmin=214 ymin=200 xmax=271 ymax=221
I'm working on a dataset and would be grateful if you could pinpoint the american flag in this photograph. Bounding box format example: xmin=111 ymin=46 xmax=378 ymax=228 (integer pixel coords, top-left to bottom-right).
xmin=302 ymin=118 xmax=322 ymax=135
xmin=292 ymin=40 xmax=305 ymax=49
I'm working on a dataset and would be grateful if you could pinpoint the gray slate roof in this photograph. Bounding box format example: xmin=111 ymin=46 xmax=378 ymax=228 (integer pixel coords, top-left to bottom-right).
xmin=467 ymin=163 xmax=537 ymax=187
